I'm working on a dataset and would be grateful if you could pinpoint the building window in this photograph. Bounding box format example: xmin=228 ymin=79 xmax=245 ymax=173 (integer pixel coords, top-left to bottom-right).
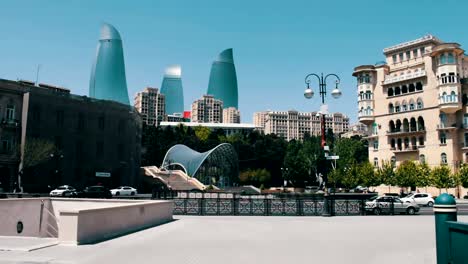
xmin=373 ymin=140 xmax=379 ymax=150
xmin=416 ymin=82 xmax=423 ymax=91
xmin=0 ymin=137 xmax=12 ymax=154
xmin=56 ymin=110 xmax=64 ymax=127
xmin=420 ymin=47 xmax=425 ymax=56
xmin=447 ymin=53 xmax=455 ymax=64
xmin=399 ymin=53 xmax=404 ymax=61
xmin=441 ymin=153 xmax=448 ymax=165
xmin=6 ymin=105 xmax=15 ymax=121
xmin=391 ymin=156 xmax=396 ymax=167
xmin=440 ymin=54 xmax=447 ymax=65
xmin=440 ymin=132 xmax=447 ymax=144
xmin=395 ymin=105 xmax=400 ymax=113
xmin=417 ymin=99 xmax=423 ymax=109
xmin=98 ymin=116 xmax=105 ymax=130
xmin=77 ymin=113 xmax=85 ymax=131
xmin=406 ymin=51 xmax=411 ymax=60
xmin=388 ymin=103 xmax=394 ymax=113
xmin=409 ymin=102 xmax=415 ymax=110
xmin=413 ymin=49 xmax=418 ymax=58
xmin=419 ymin=136 xmax=424 ymax=146
xmin=388 ymin=88 xmax=394 ymax=97
xmin=96 ymin=141 xmax=104 ymax=157
xmin=402 ymin=104 xmax=407 ymax=112
xmin=372 ymin=123 xmax=378 ymax=135
xmin=419 ymin=154 xmax=425 ymax=164
xmin=374 ymin=158 xmax=378 ymax=168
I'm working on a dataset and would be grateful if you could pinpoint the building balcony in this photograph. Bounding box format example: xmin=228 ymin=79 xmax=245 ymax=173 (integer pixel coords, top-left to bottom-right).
xmin=0 ymin=119 xmax=20 ymax=129
xmin=383 ymin=70 xmax=426 ymax=85
xmin=386 ymin=129 xmax=426 ymax=137
xmin=439 ymin=101 xmax=461 ymax=113
xmin=437 ymin=124 xmax=457 ymax=131
xmin=393 ymin=146 xmax=419 ymax=153
xmin=358 ymin=113 xmax=374 ymax=125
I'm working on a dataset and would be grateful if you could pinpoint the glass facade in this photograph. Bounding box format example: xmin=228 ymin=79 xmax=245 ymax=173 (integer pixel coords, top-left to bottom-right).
xmin=161 ymin=65 xmax=184 ymax=115
xmin=89 ymin=23 xmax=130 ymax=105
xmin=162 ymin=143 xmax=239 ymax=187
xmin=207 ymin=48 xmax=239 ymax=109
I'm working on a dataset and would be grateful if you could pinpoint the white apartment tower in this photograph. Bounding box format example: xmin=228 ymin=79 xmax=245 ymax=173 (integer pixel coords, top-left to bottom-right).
xmin=253 ymin=110 xmax=349 ymax=141
xmin=191 ymin=95 xmax=223 ymax=123
xmin=223 ymin=107 xmax=241 ymax=124
xmin=353 ymin=35 xmax=468 ymax=169
xmin=134 ymin=87 xmax=166 ymax=126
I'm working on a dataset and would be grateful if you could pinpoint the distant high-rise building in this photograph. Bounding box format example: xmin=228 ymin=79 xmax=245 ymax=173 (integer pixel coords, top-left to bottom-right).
xmin=89 ymin=23 xmax=130 ymax=105
xmin=161 ymin=65 xmax=184 ymax=115
xmin=191 ymin=95 xmax=223 ymax=123
xmin=207 ymin=48 xmax=238 ymax=109
xmin=223 ymin=107 xmax=240 ymax=124
xmin=254 ymin=110 xmax=350 ymax=141
xmin=134 ymin=87 xmax=165 ymax=126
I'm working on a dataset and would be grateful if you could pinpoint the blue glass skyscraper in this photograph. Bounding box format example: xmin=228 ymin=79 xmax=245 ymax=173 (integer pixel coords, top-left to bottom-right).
xmin=89 ymin=23 xmax=130 ymax=105
xmin=161 ymin=65 xmax=184 ymax=114
xmin=207 ymin=48 xmax=238 ymax=109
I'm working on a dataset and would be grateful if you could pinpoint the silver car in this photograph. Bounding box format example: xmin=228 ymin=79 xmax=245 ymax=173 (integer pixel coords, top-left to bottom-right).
xmin=366 ymin=196 xmax=419 ymax=215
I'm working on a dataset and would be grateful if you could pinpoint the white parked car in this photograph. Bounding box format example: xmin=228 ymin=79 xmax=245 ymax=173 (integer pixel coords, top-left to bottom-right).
xmin=401 ymin=193 xmax=434 ymax=207
xmin=366 ymin=196 xmax=419 ymax=215
xmin=110 ymin=186 xmax=137 ymax=196
xmin=50 ymin=185 xmax=77 ymax=197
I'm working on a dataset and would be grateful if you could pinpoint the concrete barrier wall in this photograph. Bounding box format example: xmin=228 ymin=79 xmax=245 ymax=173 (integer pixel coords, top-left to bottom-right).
xmin=58 ymin=200 xmax=173 ymax=245
xmin=0 ymin=198 xmax=57 ymax=237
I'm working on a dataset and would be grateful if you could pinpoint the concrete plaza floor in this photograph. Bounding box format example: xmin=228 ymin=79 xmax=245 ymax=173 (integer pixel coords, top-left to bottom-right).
xmin=1 ymin=215 xmax=466 ymax=264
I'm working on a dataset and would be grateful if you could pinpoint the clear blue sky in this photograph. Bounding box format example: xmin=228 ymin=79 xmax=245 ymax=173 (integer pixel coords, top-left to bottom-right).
xmin=1 ymin=0 xmax=467 ymax=123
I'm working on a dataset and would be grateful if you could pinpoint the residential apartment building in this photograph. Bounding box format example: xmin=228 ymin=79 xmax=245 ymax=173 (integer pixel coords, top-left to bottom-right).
xmin=134 ymin=87 xmax=165 ymax=126
xmin=353 ymin=35 xmax=468 ymax=169
xmin=341 ymin=122 xmax=369 ymax=138
xmin=191 ymin=95 xmax=223 ymax=123
xmin=0 ymin=79 xmax=142 ymax=192
xmin=223 ymin=107 xmax=240 ymax=124
xmin=253 ymin=110 xmax=350 ymax=141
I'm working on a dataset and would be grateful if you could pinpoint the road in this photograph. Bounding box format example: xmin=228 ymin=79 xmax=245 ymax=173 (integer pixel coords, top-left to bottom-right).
xmin=419 ymin=203 xmax=468 ymax=215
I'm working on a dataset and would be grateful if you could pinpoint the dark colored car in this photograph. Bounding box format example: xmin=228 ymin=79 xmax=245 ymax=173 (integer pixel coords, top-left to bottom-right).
xmin=77 ymin=186 xmax=112 ymax=199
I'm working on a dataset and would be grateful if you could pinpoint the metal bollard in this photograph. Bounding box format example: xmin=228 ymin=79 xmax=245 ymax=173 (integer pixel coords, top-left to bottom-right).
xmin=434 ymin=193 xmax=457 ymax=264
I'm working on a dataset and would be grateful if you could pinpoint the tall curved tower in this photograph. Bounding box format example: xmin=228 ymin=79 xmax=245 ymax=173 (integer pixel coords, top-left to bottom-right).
xmin=207 ymin=48 xmax=238 ymax=108
xmin=89 ymin=23 xmax=130 ymax=105
xmin=161 ymin=65 xmax=184 ymax=114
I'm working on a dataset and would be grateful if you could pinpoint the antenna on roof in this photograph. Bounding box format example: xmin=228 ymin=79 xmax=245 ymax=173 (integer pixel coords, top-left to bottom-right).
xmin=35 ymin=64 xmax=41 ymax=86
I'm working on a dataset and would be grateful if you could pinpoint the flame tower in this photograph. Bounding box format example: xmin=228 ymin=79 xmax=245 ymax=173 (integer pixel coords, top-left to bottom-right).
xmin=89 ymin=23 xmax=130 ymax=105
xmin=161 ymin=65 xmax=184 ymax=115
xmin=207 ymin=48 xmax=238 ymax=109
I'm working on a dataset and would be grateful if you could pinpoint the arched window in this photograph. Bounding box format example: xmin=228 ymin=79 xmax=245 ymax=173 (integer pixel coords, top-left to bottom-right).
xmin=359 ymin=91 xmax=363 ymax=101
xmin=402 ymin=100 xmax=407 ymax=111
xmin=440 ymin=113 xmax=447 ymax=128
xmin=416 ymin=82 xmax=423 ymax=91
xmin=396 ymin=119 xmax=402 ymax=132
xmin=372 ymin=123 xmax=378 ymax=135
xmin=447 ymin=53 xmax=455 ymax=64
xmin=402 ymin=85 xmax=408 ymax=94
xmin=440 ymin=132 xmax=447 ymax=144
xmin=388 ymin=87 xmax=394 ymax=97
xmin=373 ymin=140 xmax=379 ymax=150
xmin=441 ymin=153 xmax=448 ymax=164
xmin=373 ymin=158 xmax=378 ymax=168
xmin=440 ymin=54 xmax=447 ymax=65
xmin=395 ymin=86 xmax=401 ymax=95
xmin=417 ymin=98 xmax=423 ymax=109
xmin=390 ymin=138 xmax=396 ymax=149
xmin=404 ymin=137 xmax=410 ymax=149
xmin=463 ymin=114 xmax=468 ymax=128
xmin=409 ymin=99 xmax=415 ymax=110
xmin=403 ymin=118 xmax=409 ymax=132
xmin=419 ymin=154 xmax=426 ymax=164
xmin=411 ymin=137 xmax=417 ymax=149
xmin=395 ymin=102 xmax=401 ymax=113
xmin=409 ymin=83 xmax=415 ymax=93
xmin=410 ymin=118 xmax=417 ymax=132
xmin=418 ymin=116 xmax=425 ymax=131
xmin=391 ymin=156 xmax=396 ymax=167
xmin=451 ymin=91 xmax=457 ymax=102
xmin=365 ymin=91 xmax=372 ymax=100
xmin=366 ymin=106 xmax=372 ymax=115
xmin=441 ymin=92 xmax=448 ymax=103
xmin=389 ymin=103 xmax=394 ymax=113
xmin=397 ymin=138 xmax=402 ymax=150
xmin=389 ymin=121 xmax=396 ymax=132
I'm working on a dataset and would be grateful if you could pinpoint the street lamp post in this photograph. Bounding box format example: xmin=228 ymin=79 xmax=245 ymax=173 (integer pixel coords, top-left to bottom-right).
xmin=280 ymin=167 xmax=289 ymax=193
xmin=304 ymin=72 xmax=342 ymax=217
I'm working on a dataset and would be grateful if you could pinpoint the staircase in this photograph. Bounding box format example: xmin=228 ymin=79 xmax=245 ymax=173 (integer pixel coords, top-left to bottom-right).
xmin=143 ymin=166 xmax=206 ymax=191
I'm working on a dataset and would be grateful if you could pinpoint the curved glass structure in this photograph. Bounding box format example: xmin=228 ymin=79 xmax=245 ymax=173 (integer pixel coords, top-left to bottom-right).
xmin=89 ymin=23 xmax=130 ymax=105
xmin=207 ymin=48 xmax=238 ymax=108
xmin=162 ymin=143 xmax=238 ymax=187
xmin=161 ymin=65 xmax=184 ymax=114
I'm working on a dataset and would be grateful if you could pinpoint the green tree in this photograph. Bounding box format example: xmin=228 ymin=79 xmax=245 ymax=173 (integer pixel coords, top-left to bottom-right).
xmin=327 ymin=168 xmax=343 ymax=188
xmin=458 ymin=163 xmax=468 ymax=188
xmin=431 ymin=165 xmax=457 ymax=193
xmin=395 ymin=160 xmax=419 ymax=189
xmin=416 ymin=162 xmax=431 ymax=189
xmin=283 ymin=140 xmax=309 ymax=187
xmin=334 ymin=138 xmax=368 ymax=170
xmin=342 ymin=162 xmax=361 ymax=189
xmin=376 ymin=160 xmax=396 ymax=187
xmin=22 ymin=138 xmax=56 ymax=169
xmin=194 ymin=126 xmax=211 ymax=142
xmin=239 ymin=168 xmax=271 ymax=187
xmin=359 ymin=162 xmax=378 ymax=187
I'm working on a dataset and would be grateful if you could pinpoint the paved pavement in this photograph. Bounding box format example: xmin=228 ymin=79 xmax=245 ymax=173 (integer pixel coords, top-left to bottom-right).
xmin=1 ymin=215 xmax=467 ymax=264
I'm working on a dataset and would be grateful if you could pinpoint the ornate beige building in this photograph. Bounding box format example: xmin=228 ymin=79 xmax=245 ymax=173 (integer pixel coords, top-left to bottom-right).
xmin=191 ymin=95 xmax=223 ymax=123
xmin=253 ymin=110 xmax=349 ymax=141
xmin=134 ymin=87 xmax=165 ymax=126
xmin=223 ymin=107 xmax=240 ymax=124
xmin=353 ymin=35 xmax=468 ymax=170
